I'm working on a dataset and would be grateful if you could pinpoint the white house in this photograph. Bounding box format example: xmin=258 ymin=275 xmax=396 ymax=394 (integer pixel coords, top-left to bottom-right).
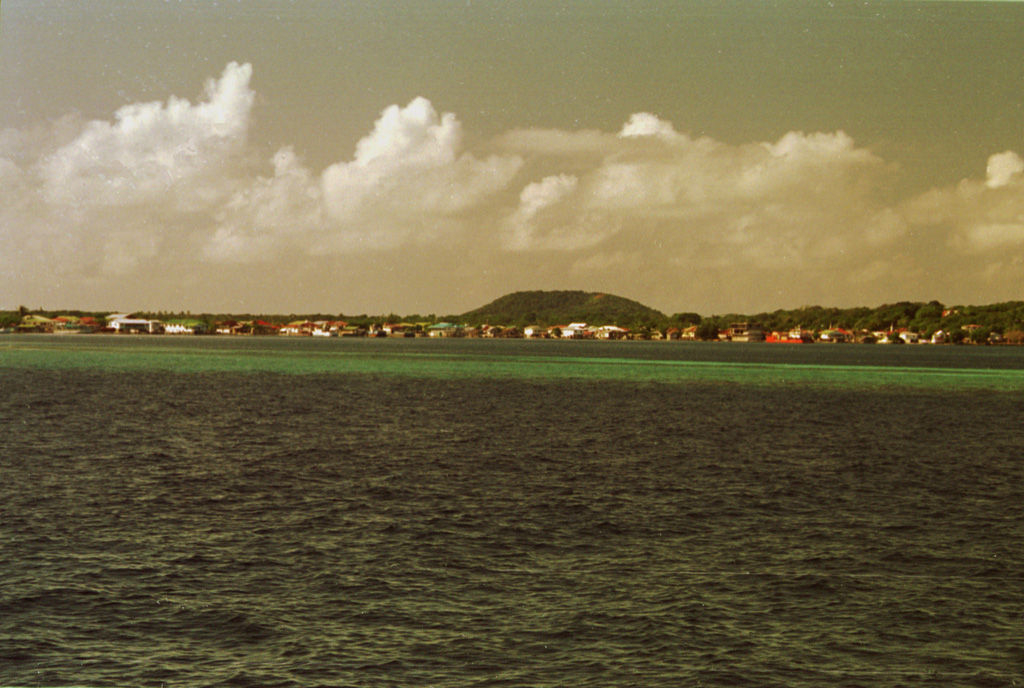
xmin=427 ymin=323 xmax=461 ymax=337
xmin=562 ymin=323 xmax=589 ymax=339
xmin=523 ymin=325 xmax=547 ymax=338
xmin=110 ymin=317 xmax=163 ymax=334
xmin=164 ymin=320 xmax=208 ymax=335
xmin=594 ymin=325 xmax=628 ymax=340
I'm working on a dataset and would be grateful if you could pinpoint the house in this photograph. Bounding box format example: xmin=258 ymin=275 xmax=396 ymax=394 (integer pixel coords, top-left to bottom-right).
xmin=250 ymin=321 xmax=281 ymax=336
xmin=18 ymin=314 xmax=57 ymax=332
xmin=523 ymin=325 xmax=547 ymax=338
xmin=724 ymin=323 xmax=765 ymax=342
xmin=164 ymin=319 xmax=209 ymax=335
xmin=594 ymin=325 xmax=628 ymax=340
xmin=311 ymin=322 xmax=338 ymax=336
xmin=311 ymin=321 xmax=346 ymax=336
xmin=382 ymin=323 xmax=416 ymax=337
xmin=818 ymin=329 xmax=850 ymax=343
xmin=875 ymin=330 xmax=915 ymax=344
xmin=897 ymin=329 xmax=919 ymax=344
xmin=767 ymin=328 xmax=813 ymax=343
xmin=51 ymin=315 xmax=80 ymax=332
xmin=427 ymin=322 xmax=462 ymax=337
xmin=79 ymin=317 xmax=101 ymax=331
xmin=281 ymin=321 xmax=315 ymax=336
xmin=561 ymin=323 xmax=589 ymax=339
xmin=110 ymin=316 xmax=163 ymax=333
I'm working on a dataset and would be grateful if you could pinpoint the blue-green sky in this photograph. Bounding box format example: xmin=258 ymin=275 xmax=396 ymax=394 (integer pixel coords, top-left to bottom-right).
xmin=2 ymin=1 xmax=1023 ymax=316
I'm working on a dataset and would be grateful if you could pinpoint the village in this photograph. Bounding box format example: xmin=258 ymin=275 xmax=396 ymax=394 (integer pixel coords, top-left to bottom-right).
xmin=5 ymin=312 xmax=1016 ymax=345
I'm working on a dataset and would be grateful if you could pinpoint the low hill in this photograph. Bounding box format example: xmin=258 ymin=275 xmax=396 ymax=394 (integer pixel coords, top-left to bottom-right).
xmin=460 ymin=290 xmax=666 ymax=327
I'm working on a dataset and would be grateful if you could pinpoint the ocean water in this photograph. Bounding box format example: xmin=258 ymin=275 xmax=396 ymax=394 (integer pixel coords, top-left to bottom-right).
xmin=1 ymin=336 xmax=1022 ymax=687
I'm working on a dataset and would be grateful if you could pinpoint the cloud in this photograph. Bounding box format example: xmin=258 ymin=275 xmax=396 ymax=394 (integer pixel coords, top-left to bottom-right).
xmin=4 ymin=62 xmax=1023 ymax=313
xmin=490 ymin=113 xmax=1015 ymax=309
xmin=2 ymin=66 xmax=524 ymax=279
xmin=503 ymin=174 xmax=590 ymax=251
xmin=208 ymin=97 xmax=524 ymax=260
xmin=2 ymin=62 xmax=258 ymax=286
xmin=902 ymin=150 xmax=1024 ymax=253
xmin=619 ymin=112 xmax=681 ymax=140
xmin=39 ymin=61 xmax=254 ymax=211
xmin=500 ymin=114 xmax=897 ymax=271
xmin=312 ymin=97 xmax=523 ymax=252
xmin=205 ymin=146 xmax=323 ymax=262
xmin=986 ymin=151 xmax=1024 ymax=189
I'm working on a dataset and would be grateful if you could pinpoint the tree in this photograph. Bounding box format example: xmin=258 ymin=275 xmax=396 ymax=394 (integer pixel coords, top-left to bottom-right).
xmin=1003 ymin=330 xmax=1024 ymax=345
xmin=695 ymin=322 xmax=719 ymax=341
xmin=672 ymin=312 xmax=702 ymax=326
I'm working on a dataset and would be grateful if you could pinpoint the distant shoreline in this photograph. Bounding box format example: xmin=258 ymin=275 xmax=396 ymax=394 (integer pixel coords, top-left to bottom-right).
xmin=4 ymin=294 xmax=1024 ymax=346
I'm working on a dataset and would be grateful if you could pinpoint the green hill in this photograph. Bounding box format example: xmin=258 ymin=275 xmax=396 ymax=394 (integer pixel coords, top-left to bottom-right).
xmin=460 ymin=290 xmax=666 ymax=327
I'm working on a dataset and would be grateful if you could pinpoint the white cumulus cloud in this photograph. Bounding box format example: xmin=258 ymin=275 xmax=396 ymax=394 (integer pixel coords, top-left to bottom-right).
xmin=619 ymin=112 xmax=681 ymax=140
xmin=903 ymin=149 xmax=1024 ymax=254
xmin=39 ymin=61 xmax=254 ymax=211
xmin=986 ymin=151 xmax=1024 ymax=189
xmin=313 ymin=97 xmax=522 ymax=252
xmin=501 ymin=115 xmax=893 ymax=269
xmin=503 ymin=174 xmax=587 ymax=251
xmin=4 ymin=63 xmax=1023 ymax=313
xmin=1 ymin=62 xmax=258 ymax=285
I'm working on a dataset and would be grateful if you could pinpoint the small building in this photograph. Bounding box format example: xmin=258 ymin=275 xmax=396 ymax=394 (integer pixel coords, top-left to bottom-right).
xmin=110 ymin=317 xmax=163 ymax=334
xmin=281 ymin=321 xmax=315 ymax=336
xmin=725 ymin=323 xmax=765 ymax=342
xmin=594 ymin=325 xmax=628 ymax=340
xmin=818 ymin=329 xmax=850 ymax=343
xmin=18 ymin=314 xmax=57 ymax=333
xmin=562 ymin=323 xmax=589 ymax=339
xmin=310 ymin=321 xmax=347 ymax=337
xmin=523 ymin=325 xmax=547 ymax=339
xmin=164 ymin=319 xmax=208 ymax=335
xmin=382 ymin=323 xmax=416 ymax=337
xmin=427 ymin=322 xmax=462 ymax=338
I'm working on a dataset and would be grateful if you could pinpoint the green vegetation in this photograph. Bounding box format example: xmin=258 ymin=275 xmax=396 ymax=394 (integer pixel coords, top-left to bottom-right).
xmin=4 ymin=296 xmax=1024 ymax=343
xmin=459 ymin=290 xmax=666 ymax=329
xmin=711 ymin=301 xmax=1024 ymax=339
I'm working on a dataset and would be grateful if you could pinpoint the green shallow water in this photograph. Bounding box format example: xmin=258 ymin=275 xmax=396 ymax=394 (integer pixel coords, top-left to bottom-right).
xmin=3 ymin=336 xmax=1022 ymax=687
xmin=2 ymin=335 xmax=1023 ymax=390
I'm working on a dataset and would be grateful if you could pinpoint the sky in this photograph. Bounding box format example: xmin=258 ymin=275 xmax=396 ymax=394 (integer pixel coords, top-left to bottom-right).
xmin=2 ymin=0 xmax=1023 ymax=317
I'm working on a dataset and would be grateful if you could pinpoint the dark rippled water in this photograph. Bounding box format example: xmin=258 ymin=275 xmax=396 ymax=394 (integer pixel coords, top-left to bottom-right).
xmin=2 ymin=337 xmax=1022 ymax=686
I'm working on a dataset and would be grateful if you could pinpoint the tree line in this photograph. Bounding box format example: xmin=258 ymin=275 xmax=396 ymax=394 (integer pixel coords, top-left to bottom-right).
xmin=5 ymin=299 xmax=1024 ymax=343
